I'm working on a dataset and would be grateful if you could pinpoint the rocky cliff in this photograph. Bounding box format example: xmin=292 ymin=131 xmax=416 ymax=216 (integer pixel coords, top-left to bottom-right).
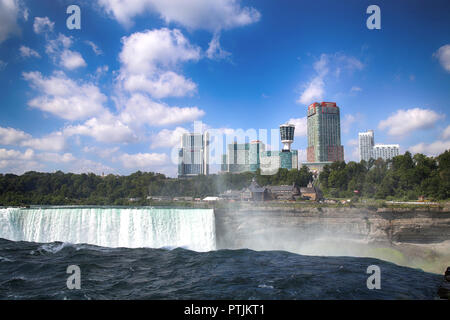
xmin=214 ymin=207 xmax=450 ymax=274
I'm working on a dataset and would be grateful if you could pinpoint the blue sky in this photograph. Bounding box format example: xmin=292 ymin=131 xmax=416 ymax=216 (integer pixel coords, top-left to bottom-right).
xmin=0 ymin=0 xmax=449 ymax=176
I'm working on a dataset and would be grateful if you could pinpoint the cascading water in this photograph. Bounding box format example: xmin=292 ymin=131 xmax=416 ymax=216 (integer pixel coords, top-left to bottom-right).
xmin=0 ymin=207 xmax=216 ymax=252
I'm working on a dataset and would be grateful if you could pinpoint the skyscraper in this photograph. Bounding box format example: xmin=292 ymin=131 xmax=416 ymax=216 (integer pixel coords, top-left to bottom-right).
xmin=221 ymin=140 xmax=265 ymax=173
xmin=359 ymin=130 xmax=374 ymax=162
xmin=178 ymin=132 xmax=209 ymax=178
xmin=306 ymin=102 xmax=344 ymax=163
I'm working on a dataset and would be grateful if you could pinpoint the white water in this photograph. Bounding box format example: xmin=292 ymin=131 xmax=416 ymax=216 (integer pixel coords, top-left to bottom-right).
xmin=0 ymin=207 xmax=216 ymax=251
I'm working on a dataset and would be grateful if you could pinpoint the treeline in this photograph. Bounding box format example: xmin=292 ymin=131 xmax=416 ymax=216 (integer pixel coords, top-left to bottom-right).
xmin=0 ymin=167 xmax=313 ymax=206
xmin=319 ymin=150 xmax=450 ymax=200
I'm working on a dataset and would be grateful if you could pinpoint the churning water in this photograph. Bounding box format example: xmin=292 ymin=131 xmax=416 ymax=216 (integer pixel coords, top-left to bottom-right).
xmin=0 ymin=207 xmax=443 ymax=299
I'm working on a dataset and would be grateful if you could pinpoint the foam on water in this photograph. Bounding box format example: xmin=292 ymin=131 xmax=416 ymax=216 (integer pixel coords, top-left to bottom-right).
xmin=0 ymin=207 xmax=216 ymax=252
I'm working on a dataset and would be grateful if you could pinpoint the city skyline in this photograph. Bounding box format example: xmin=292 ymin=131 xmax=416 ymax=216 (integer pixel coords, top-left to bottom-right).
xmin=0 ymin=0 xmax=449 ymax=177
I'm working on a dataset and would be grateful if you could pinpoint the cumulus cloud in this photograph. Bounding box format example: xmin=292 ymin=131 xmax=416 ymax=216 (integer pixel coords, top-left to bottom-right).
xmin=46 ymin=34 xmax=86 ymax=70
xmin=119 ymin=152 xmax=168 ymax=169
xmin=0 ymin=148 xmax=34 ymax=161
xmin=36 ymin=152 xmax=75 ymax=163
xmin=98 ymin=0 xmax=260 ymax=31
xmin=433 ymin=44 xmax=450 ymax=73
xmin=0 ymin=126 xmax=31 ymax=145
xmin=33 ymin=16 xmax=54 ymax=34
xmin=20 ymin=131 xmax=66 ymax=152
xmin=287 ymin=117 xmax=307 ymax=137
xmin=297 ymin=53 xmax=364 ymax=105
xmin=378 ymin=108 xmax=444 ymax=136
xmin=0 ymin=126 xmax=66 ymax=152
xmin=297 ymin=77 xmax=325 ymax=105
xmin=441 ymin=125 xmax=450 ymax=140
xmin=23 ymin=71 xmax=107 ymax=121
xmin=60 ymin=49 xmax=86 ymax=69
xmin=0 ymin=150 xmax=42 ymax=174
xmin=64 ymin=114 xmax=137 ymax=144
xmin=119 ymin=28 xmax=200 ymax=98
xmin=409 ymin=140 xmax=450 ymax=156
xmin=0 ymin=0 xmax=21 ymax=43
xmin=120 ymin=93 xmax=204 ymax=127
xmin=150 ymin=126 xmax=189 ymax=149
xmin=19 ymin=45 xmax=41 ymax=58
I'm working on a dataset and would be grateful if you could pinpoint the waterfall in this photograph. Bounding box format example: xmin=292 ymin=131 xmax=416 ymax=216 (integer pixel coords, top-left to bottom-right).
xmin=0 ymin=207 xmax=216 ymax=252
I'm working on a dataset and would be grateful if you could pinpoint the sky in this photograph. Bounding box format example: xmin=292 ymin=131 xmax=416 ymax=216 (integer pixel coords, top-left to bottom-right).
xmin=0 ymin=0 xmax=449 ymax=177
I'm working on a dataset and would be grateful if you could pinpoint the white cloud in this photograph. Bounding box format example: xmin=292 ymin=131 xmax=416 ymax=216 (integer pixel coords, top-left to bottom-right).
xmin=119 ymin=152 xmax=168 ymax=169
xmin=60 ymin=49 xmax=87 ymax=69
xmin=297 ymin=76 xmax=324 ymax=105
xmin=378 ymin=108 xmax=444 ymax=136
xmin=20 ymin=131 xmax=66 ymax=152
xmin=150 ymin=126 xmax=188 ymax=149
xmin=206 ymin=33 xmax=231 ymax=60
xmin=287 ymin=117 xmax=307 ymax=137
xmin=433 ymin=44 xmax=450 ymax=73
xmin=23 ymin=71 xmax=107 ymax=121
xmin=0 ymin=0 xmax=21 ymax=43
xmin=0 ymin=148 xmax=34 ymax=160
xmin=64 ymin=114 xmax=137 ymax=144
xmin=409 ymin=140 xmax=450 ymax=156
xmin=297 ymin=53 xmax=364 ymax=105
xmin=36 ymin=152 xmax=75 ymax=163
xmin=85 ymin=40 xmax=103 ymax=55
xmin=46 ymin=34 xmax=86 ymax=70
xmin=98 ymin=0 xmax=260 ymax=31
xmin=0 ymin=60 xmax=6 ymax=70
xmin=0 ymin=126 xmax=66 ymax=152
xmin=120 ymin=93 xmax=204 ymax=127
xmin=119 ymin=28 xmax=200 ymax=98
xmin=441 ymin=125 xmax=450 ymax=140
xmin=350 ymin=86 xmax=362 ymax=92
xmin=0 ymin=126 xmax=31 ymax=145
xmin=33 ymin=16 xmax=54 ymax=34
xmin=122 ymin=71 xmax=197 ymax=98
xmin=19 ymin=45 xmax=41 ymax=58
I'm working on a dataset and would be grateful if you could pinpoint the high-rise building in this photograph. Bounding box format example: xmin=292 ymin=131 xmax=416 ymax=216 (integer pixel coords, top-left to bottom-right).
xmin=178 ymin=132 xmax=209 ymax=178
xmin=372 ymin=144 xmax=400 ymax=161
xmin=306 ymin=102 xmax=344 ymax=162
xmin=358 ymin=130 xmax=374 ymax=162
xmin=358 ymin=130 xmax=400 ymax=162
xmin=221 ymin=140 xmax=265 ymax=173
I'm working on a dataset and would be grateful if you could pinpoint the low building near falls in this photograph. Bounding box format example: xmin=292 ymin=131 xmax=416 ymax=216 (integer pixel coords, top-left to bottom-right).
xmin=219 ymin=178 xmax=322 ymax=202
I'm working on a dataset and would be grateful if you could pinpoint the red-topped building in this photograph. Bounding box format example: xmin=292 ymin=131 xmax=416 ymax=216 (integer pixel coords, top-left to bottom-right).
xmin=306 ymin=102 xmax=344 ymax=163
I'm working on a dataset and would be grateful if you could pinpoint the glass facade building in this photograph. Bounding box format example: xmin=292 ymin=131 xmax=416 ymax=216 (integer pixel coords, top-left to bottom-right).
xmin=260 ymin=150 xmax=298 ymax=175
xmin=178 ymin=132 xmax=209 ymax=177
xmin=221 ymin=140 xmax=265 ymax=173
xmin=306 ymin=102 xmax=344 ymax=162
